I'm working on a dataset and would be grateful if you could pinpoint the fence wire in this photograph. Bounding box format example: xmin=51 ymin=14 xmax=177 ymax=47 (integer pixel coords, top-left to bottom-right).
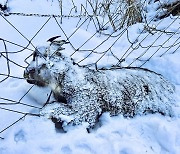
xmin=0 ymin=0 xmax=180 ymax=139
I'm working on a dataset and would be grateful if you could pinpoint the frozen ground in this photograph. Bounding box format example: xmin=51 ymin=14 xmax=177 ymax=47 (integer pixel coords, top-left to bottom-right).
xmin=0 ymin=0 xmax=180 ymax=153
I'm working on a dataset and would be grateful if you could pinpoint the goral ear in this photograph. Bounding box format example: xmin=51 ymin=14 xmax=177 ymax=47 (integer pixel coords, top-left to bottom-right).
xmin=32 ymin=50 xmax=38 ymax=61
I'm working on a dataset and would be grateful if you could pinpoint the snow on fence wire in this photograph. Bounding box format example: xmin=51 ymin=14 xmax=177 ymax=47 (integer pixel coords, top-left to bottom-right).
xmin=0 ymin=0 xmax=179 ymax=139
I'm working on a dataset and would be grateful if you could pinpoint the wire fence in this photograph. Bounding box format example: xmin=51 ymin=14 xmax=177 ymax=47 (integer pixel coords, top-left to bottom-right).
xmin=0 ymin=0 xmax=180 ymax=139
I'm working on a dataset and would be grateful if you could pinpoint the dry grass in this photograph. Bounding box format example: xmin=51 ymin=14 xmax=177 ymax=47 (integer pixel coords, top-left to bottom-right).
xmin=57 ymin=0 xmax=143 ymax=31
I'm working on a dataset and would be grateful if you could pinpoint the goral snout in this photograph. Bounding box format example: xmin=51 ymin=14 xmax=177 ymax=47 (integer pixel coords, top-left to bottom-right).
xmin=24 ymin=68 xmax=46 ymax=87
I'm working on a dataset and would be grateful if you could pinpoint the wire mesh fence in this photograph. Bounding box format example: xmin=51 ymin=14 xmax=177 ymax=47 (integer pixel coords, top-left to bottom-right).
xmin=0 ymin=0 xmax=179 ymax=139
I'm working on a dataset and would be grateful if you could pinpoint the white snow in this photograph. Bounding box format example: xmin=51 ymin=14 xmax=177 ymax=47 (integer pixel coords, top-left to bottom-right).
xmin=0 ymin=0 xmax=180 ymax=153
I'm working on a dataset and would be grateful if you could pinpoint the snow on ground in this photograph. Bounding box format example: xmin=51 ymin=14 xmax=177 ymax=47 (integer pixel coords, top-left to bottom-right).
xmin=0 ymin=0 xmax=180 ymax=153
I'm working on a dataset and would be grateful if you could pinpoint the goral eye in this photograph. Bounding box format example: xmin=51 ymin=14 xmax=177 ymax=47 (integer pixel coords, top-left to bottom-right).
xmin=55 ymin=52 xmax=61 ymax=57
xmin=41 ymin=64 xmax=47 ymax=68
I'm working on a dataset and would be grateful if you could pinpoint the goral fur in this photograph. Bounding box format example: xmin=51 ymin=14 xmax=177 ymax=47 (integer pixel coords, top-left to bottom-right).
xmin=24 ymin=41 xmax=175 ymax=128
